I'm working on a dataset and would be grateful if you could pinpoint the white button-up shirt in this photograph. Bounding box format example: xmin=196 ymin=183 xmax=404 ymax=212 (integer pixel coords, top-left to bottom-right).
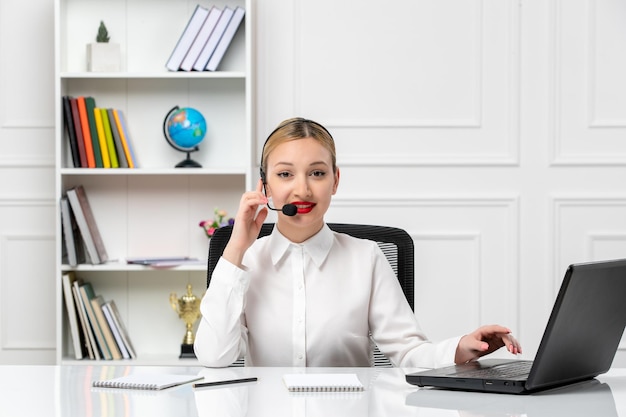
xmin=194 ymin=224 xmax=460 ymax=367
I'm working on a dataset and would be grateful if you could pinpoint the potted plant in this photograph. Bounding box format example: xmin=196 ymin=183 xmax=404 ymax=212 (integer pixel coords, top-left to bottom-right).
xmin=86 ymin=21 xmax=121 ymax=72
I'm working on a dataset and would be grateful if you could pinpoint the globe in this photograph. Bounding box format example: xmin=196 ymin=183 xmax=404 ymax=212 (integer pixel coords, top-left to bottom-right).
xmin=163 ymin=106 xmax=207 ymax=168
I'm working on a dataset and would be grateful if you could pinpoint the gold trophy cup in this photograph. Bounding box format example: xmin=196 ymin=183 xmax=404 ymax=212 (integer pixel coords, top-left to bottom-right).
xmin=170 ymin=284 xmax=202 ymax=358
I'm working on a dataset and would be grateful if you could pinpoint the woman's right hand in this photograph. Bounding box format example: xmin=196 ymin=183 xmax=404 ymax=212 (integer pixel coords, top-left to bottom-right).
xmin=222 ymin=179 xmax=269 ymax=267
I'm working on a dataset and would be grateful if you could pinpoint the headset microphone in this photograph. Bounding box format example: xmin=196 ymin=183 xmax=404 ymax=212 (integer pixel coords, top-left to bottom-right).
xmin=267 ymin=202 xmax=298 ymax=217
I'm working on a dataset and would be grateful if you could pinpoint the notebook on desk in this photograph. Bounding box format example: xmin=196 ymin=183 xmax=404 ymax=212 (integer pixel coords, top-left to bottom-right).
xmin=406 ymin=258 xmax=626 ymax=394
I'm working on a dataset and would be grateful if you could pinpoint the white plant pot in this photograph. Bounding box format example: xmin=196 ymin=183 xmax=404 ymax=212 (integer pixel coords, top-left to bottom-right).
xmin=87 ymin=43 xmax=121 ymax=72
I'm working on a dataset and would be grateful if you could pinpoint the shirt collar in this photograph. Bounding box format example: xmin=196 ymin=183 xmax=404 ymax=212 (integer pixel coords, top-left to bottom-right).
xmin=269 ymin=224 xmax=334 ymax=268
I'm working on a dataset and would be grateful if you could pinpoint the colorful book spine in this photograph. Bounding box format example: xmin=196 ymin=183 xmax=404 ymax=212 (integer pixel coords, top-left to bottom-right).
xmin=100 ymin=109 xmax=119 ymax=168
xmin=72 ymin=278 xmax=98 ymax=359
xmin=91 ymin=295 xmax=122 ymax=360
xmin=79 ymin=282 xmax=112 ymax=360
xmin=70 ymin=98 xmax=87 ymax=167
xmin=85 ymin=97 xmax=103 ymax=168
xmin=76 ymin=96 xmax=96 ymax=168
xmin=93 ymin=108 xmax=111 ymax=168
xmin=116 ymin=110 xmax=138 ymax=168
xmin=62 ymin=96 xmax=80 ymax=167
xmin=112 ymin=109 xmax=134 ymax=168
xmin=107 ymin=108 xmax=128 ymax=168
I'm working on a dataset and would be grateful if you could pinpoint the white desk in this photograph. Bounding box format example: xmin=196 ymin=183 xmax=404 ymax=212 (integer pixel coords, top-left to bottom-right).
xmin=2 ymin=365 xmax=626 ymax=416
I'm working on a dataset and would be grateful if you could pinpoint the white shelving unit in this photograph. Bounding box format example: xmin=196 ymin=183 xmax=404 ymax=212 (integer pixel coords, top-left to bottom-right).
xmin=54 ymin=0 xmax=253 ymax=365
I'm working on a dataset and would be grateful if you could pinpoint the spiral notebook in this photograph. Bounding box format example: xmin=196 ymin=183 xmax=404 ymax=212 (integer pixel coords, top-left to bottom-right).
xmin=92 ymin=373 xmax=203 ymax=390
xmin=282 ymin=373 xmax=364 ymax=392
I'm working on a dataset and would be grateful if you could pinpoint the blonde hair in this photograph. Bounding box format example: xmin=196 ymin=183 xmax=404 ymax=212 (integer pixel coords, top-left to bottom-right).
xmin=260 ymin=117 xmax=337 ymax=181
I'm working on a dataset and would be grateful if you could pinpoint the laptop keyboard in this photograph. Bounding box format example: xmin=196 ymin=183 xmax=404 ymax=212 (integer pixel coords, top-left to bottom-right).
xmin=454 ymin=361 xmax=533 ymax=379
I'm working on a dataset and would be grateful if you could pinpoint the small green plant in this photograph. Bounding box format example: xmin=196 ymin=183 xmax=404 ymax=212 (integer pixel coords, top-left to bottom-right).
xmin=96 ymin=21 xmax=110 ymax=43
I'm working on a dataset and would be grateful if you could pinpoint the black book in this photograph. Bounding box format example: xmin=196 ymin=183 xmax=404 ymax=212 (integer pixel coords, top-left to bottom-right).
xmin=62 ymin=96 xmax=80 ymax=167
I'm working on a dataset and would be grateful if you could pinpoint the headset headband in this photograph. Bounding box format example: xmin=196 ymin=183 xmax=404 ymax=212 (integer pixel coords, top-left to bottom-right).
xmin=259 ymin=118 xmax=333 ymax=184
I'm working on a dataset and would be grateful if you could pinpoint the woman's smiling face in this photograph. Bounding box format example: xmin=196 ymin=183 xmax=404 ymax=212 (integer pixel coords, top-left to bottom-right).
xmin=265 ymin=137 xmax=340 ymax=242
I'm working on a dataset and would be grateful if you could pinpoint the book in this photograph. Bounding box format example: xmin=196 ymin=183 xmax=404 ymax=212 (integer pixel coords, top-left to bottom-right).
xmin=72 ymin=278 xmax=98 ymax=359
xmin=61 ymin=272 xmax=85 ymax=359
xmin=93 ymin=107 xmax=111 ymax=168
xmin=60 ymin=196 xmax=85 ymax=266
xmin=92 ymin=373 xmax=203 ymax=390
xmin=116 ymin=110 xmax=139 ymax=168
xmin=126 ymin=256 xmax=201 ymax=267
xmin=165 ymin=4 xmax=210 ymax=71
xmin=282 ymin=374 xmax=364 ymax=392
xmin=70 ymin=98 xmax=87 ymax=167
xmin=79 ymin=282 xmax=112 ymax=360
xmin=112 ymin=109 xmax=135 ymax=168
xmin=205 ymin=6 xmax=245 ymax=72
xmin=85 ymin=97 xmax=103 ymax=168
xmin=106 ymin=300 xmax=136 ymax=359
xmin=77 ymin=96 xmax=96 ymax=168
xmin=62 ymin=96 xmax=80 ymax=167
xmin=66 ymin=185 xmax=108 ymax=264
xmin=90 ymin=295 xmax=123 ymax=360
xmin=107 ymin=108 xmax=128 ymax=168
xmin=100 ymin=108 xmax=119 ymax=168
xmin=102 ymin=300 xmax=137 ymax=359
xmin=180 ymin=6 xmax=222 ymax=71
xmin=193 ymin=6 xmax=234 ymax=71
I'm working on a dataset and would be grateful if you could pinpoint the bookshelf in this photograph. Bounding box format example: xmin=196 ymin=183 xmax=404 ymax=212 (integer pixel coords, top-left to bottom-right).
xmin=54 ymin=0 xmax=253 ymax=365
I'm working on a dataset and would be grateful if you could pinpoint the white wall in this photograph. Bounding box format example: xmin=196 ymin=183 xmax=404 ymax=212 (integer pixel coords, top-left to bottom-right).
xmin=1 ymin=0 xmax=625 ymax=365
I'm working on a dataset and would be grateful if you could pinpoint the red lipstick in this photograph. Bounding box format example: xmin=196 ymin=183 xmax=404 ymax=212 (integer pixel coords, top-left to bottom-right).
xmin=291 ymin=201 xmax=316 ymax=214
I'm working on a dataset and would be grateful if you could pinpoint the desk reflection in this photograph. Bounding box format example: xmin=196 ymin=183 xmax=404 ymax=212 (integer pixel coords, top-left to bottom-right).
xmin=193 ymin=368 xmax=624 ymax=417
xmin=194 ymin=368 xmax=250 ymax=416
xmin=406 ymin=379 xmax=618 ymax=417
xmin=56 ymin=366 xmax=624 ymax=417
xmin=60 ymin=365 xmax=200 ymax=417
xmin=194 ymin=367 xmax=374 ymax=417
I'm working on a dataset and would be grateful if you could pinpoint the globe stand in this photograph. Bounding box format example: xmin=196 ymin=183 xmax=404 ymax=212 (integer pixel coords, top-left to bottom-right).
xmin=163 ymin=105 xmax=207 ymax=169
xmin=176 ymin=151 xmax=202 ymax=168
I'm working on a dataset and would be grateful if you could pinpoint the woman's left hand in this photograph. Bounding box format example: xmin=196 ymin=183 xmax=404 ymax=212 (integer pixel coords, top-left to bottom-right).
xmin=454 ymin=325 xmax=522 ymax=364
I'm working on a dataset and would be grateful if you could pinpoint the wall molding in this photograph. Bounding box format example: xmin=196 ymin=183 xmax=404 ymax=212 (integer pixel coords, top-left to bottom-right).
xmin=550 ymin=0 xmax=626 ymax=166
xmin=0 ymin=234 xmax=55 ymax=350
xmin=551 ymin=195 xmax=626 ymax=292
xmin=412 ymin=232 xmax=482 ymax=326
xmin=283 ymin=0 xmax=521 ymax=167
xmin=0 ymin=155 xmax=54 ymax=168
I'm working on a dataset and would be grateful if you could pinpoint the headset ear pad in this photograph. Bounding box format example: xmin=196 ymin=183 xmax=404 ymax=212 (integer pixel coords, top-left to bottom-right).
xmin=259 ymin=167 xmax=266 ymax=184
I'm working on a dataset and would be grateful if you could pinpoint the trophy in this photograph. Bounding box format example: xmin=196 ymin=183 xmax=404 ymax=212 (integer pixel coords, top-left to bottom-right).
xmin=170 ymin=284 xmax=202 ymax=358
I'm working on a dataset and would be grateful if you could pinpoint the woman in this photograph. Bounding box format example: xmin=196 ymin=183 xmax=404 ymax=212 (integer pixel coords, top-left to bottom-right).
xmin=194 ymin=117 xmax=521 ymax=367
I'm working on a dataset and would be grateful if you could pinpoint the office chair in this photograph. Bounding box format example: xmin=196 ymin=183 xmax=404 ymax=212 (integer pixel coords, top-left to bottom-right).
xmin=206 ymin=223 xmax=415 ymax=367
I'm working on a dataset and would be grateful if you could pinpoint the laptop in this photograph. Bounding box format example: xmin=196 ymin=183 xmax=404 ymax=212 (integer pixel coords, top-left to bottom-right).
xmin=406 ymin=258 xmax=626 ymax=394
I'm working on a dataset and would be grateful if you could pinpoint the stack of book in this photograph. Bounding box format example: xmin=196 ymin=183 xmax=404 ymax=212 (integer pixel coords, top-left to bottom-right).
xmin=62 ymin=272 xmax=136 ymax=360
xmin=62 ymin=95 xmax=137 ymax=169
xmin=61 ymin=185 xmax=108 ymax=266
xmin=166 ymin=4 xmax=245 ymax=72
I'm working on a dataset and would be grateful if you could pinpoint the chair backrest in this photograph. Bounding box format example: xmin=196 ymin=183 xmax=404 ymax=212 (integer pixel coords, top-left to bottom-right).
xmin=206 ymin=223 xmax=415 ymax=366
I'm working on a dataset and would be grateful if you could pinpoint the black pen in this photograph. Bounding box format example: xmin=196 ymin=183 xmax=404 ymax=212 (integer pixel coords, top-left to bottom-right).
xmin=193 ymin=377 xmax=258 ymax=389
